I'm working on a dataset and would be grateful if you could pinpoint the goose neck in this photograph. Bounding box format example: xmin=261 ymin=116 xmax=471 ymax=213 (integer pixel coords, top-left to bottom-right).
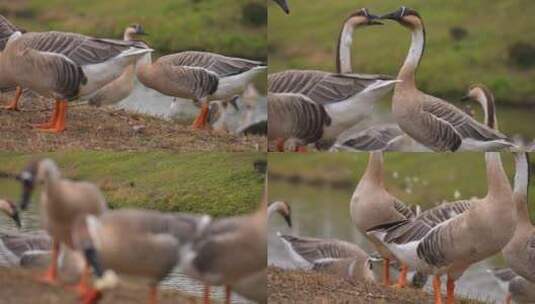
xmin=477 ymin=89 xmax=497 ymax=130
xmin=361 ymin=152 xmax=385 ymax=187
xmin=336 ymin=20 xmax=357 ymax=74
xmin=513 ymin=153 xmax=531 ymax=224
xmin=398 ymin=25 xmax=425 ymax=86
xmin=485 ymin=152 xmax=512 ymax=199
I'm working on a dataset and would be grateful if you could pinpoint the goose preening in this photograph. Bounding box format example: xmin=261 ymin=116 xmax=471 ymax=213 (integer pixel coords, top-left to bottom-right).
xmin=268 ymin=9 xmax=398 ymax=151
xmin=379 ymin=7 xmax=516 ymax=151
xmin=0 ymin=27 xmax=153 ymax=133
xmin=17 ymin=158 xmax=108 ymax=292
xmin=272 ymin=0 xmax=290 ymax=14
xmin=72 ymin=209 xmax=210 ymax=304
xmin=268 ymin=201 xmax=292 ymax=227
xmin=87 ymin=24 xmax=149 ymax=107
xmin=0 ymin=15 xmax=24 ymax=111
xmin=135 ymin=48 xmax=266 ymax=130
xmin=181 ymin=195 xmax=267 ymax=304
xmin=350 ymin=152 xmax=417 ymax=287
xmin=491 ymin=268 xmax=535 ymax=304
xmin=367 ymin=152 xmax=518 ymax=304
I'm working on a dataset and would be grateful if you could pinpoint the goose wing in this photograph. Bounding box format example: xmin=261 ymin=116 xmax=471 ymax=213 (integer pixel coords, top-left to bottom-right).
xmin=158 ymin=64 xmax=219 ymax=99
xmin=268 ymin=70 xmax=383 ymax=105
xmin=393 ymin=199 xmax=417 ymax=221
xmin=339 ymin=125 xmax=404 ymax=151
xmin=0 ymin=15 xmax=23 ymax=50
xmin=279 ymin=234 xmax=367 ymax=264
xmin=422 ymin=97 xmax=509 ymax=142
xmin=158 ymin=51 xmax=264 ymax=78
xmin=0 ymin=232 xmax=52 ymax=258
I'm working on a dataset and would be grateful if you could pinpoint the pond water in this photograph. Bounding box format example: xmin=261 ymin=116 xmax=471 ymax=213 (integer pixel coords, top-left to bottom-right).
xmin=268 ymin=180 xmax=508 ymax=304
xmin=0 ymin=204 xmax=251 ymax=304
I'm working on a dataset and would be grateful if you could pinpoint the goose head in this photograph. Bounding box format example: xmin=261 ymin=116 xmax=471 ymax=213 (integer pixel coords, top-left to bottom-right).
xmin=349 ymin=257 xmax=375 ymax=283
xmin=124 ymin=23 xmax=148 ymax=41
xmin=380 ymin=7 xmax=423 ymax=29
xmin=273 ymin=0 xmax=290 ymax=14
xmin=462 ymin=84 xmax=496 ymax=128
xmin=345 ymin=8 xmax=382 ymax=28
xmin=268 ymin=200 xmax=292 ymax=227
xmin=462 ymin=84 xmax=493 ymax=103
xmin=0 ymin=199 xmax=21 ymax=228
xmin=17 ymin=158 xmax=59 ymax=210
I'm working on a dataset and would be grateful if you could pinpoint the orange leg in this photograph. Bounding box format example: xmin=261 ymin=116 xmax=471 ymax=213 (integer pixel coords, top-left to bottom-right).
xmin=81 ymin=288 xmax=102 ymax=304
xmin=203 ymin=284 xmax=211 ymax=304
xmin=3 ymin=86 xmax=22 ymax=111
xmin=192 ymin=103 xmax=210 ymax=129
xmin=40 ymin=240 xmax=59 ymax=284
xmin=394 ymin=264 xmax=408 ymax=288
xmin=275 ymin=138 xmax=285 ymax=152
xmin=383 ymin=258 xmax=391 ymax=286
xmin=32 ymin=100 xmax=61 ymax=129
xmin=505 ymin=292 xmax=512 ymax=304
xmin=433 ymin=275 xmax=442 ymax=304
xmin=72 ymin=262 xmax=92 ymax=296
xmin=225 ymin=285 xmax=231 ymax=304
xmin=446 ymin=276 xmax=455 ymax=304
xmin=40 ymin=100 xmax=67 ymax=133
xmin=149 ymin=286 xmax=158 ymax=304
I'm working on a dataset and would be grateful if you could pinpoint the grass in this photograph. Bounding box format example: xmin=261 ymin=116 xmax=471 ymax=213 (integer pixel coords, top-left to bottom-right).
xmin=268 ymin=0 xmax=535 ymax=105
xmin=0 ymin=151 xmax=266 ymax=217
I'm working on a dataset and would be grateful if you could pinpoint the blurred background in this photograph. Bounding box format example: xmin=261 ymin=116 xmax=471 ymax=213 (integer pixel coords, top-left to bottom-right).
xmin=268 ymin=0 xmax=535 ymax=143
xmin=268 ymin=152 xmax=535 ymax=303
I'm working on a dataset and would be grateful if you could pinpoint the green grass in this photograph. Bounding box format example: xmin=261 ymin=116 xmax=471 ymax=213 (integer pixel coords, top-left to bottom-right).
xmin=0 ymin=0 xmax=266 ymax=60
xmin=269 ymin=152 xmax=535 ymax=220
xmin=269 ymin=0 xmax=535 ymax=105
xmin=0 ymin=151 xmax=266 ymax=217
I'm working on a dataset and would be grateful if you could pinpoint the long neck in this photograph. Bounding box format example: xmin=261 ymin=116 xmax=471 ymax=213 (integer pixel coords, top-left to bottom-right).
xmin=485 ymin=152 xmax=512 ymax=199
xmin=477 ymin=90 xmax=497 ymax=130
xmin=398 ymin=25 xmax=425 ymax=86
xmin=361 ymin=152 xmax=384 ymax=187
xmin=336 ymin=19 xmax=357 ymax=74
xmin=514 ymin=153 xmax=531 ymax=225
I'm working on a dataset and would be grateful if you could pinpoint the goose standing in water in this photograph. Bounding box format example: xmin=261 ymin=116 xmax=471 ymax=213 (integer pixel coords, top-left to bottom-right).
xmin=368 ymin=152 xmax=518 ymax=304
xmin=350 ymin=152 xmax=416 ymax=287
xmin=272 ymin=0 xmax=290 ymax=14
xmin=0 ymin=27 xmax=152 ymax=133
xmin=135 ymin=46 xmax=266 ymax=130
xmin=17 ymin=158 xmax=108 ymax=296
xmin=268 ymin=9 xmax=398 ymax=151
xmin=379 ymin=7 xmax=515 ymax=151
xmin=88 ymin=24 xmax=149 ymax=107
xmin=0 ymin=15 xmax=24 ymax=111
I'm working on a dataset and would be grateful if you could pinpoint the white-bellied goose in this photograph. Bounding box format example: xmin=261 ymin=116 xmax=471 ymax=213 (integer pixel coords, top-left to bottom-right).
xmin=181 ymin=195 xmax=267 ymax=304
xmin=279 ymin=234 xmax=375 ymax=283
xmin=88 ymin=24 xmax=149 ymax=107
xmin=367 ymin=152 xmax=517 ymax=304
xmin=0 ymin=28 xmax=152 ymax=133
xmin=0 ymin=15 xmax=24 ymax=111
xmin=72 ymin=209 xmax=210 ymax=304
xmin=491 ymin=268 xmax=535 ymax=304
xmin=136 ymin=49 xmax=266 ymax=130
xmin=380 ymin=7 xmax=515 ymax=151
xmin=268 ymin=10 xmax=398 ymax=151
xmin=273 ymin=0 xmax=290 ymax=14
xmin=350 ymin=152 xmax=416 ymax=287
xmin=17 ymin=158 xmax=108 ymax=293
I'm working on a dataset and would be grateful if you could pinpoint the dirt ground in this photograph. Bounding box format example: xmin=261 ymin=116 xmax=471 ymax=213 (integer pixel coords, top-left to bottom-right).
xmin=0 ymin=94 xmax=266 ymax=152
xmin=267 ymin=267 xmax=484 ymax=304
xmin=0 ymin=267 xmax=202 ymax=304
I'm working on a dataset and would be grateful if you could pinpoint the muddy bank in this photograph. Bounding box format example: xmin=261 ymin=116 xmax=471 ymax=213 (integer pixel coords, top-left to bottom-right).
xmin=0 ymin=95 xmax=265 ymax=152
xmin=267 ymin=267 xmax=484 ymax=304
xmin=0 ymin=267 xmax=203 ymax=304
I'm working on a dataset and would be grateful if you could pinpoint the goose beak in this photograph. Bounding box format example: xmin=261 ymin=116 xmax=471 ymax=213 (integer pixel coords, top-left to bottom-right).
xmin=461 ymin=95 xmax=471 ymax=102
xmin=12 ymin=210 xmax=21 ymax=228
xmin=17 ymin=172 xmax=34 ymax=211
xmin=84 ymin=247 xmax=104 ymax=278
xmin=380 ymin=8 xmax=404 ymax=21
xmin=283 ymin=214 xmax=292 ymax=227
xmin=274 ymin=0 xmax=290 ymax=14
xmin=229 ymin=96 xmax=240 ymax=112
xmin=367 ymin=15 xmax=383 ymax=26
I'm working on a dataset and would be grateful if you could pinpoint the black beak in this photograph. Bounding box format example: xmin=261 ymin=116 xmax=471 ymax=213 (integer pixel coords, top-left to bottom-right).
xmin=379 ymin=8 xmax=404 ymax=21
xmin=229 ymin=96 xmax=240 ymax=112
xmin=84 ymin=247 xmax=104 ymax=278
xmin=274 ymin=0 xmax=290 ymax=14
xmin=18 ymin=177 xmax=34 ymax=211
xmin=283 ymin=214 xmax=292 ymax=228
xmin=11 ymin=209 xmax=21 ymax=228
xmin=461 ymin=95 xmax=471 ymax=102
xmin=367 ymin=14 xmax=383 ymax=26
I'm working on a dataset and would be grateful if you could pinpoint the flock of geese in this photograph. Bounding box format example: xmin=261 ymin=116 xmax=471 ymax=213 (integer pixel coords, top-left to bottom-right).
xmin=0 ymin=159 xmax=273 ymax=304
xmin=0 ymin=15 xmax=265 ymax=133
xmin=273 ymin=150 xmax=535 ymax=304
xmin=268 ymin=5 xmax=523 ymax=152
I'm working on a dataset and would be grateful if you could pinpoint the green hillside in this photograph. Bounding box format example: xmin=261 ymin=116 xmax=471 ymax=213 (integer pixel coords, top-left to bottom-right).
xmin=269 ymin=0 xmax=535 ymax=105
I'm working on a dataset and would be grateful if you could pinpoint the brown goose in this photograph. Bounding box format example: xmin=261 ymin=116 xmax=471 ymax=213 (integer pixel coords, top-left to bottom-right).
xmin=379 ymin=7 xmax=515 ymax=151
xmin=462 ymin=84 xmax=498 ymax=130
xmin=0 ymin=28 xmax=152 ymax=133
xmin=0 ymin=15 xmax=24 ymax=111
xmin=272 ymin=0 xmax=290 ymax=14
xmin=136 ymin=50 xmax=266 ymax=130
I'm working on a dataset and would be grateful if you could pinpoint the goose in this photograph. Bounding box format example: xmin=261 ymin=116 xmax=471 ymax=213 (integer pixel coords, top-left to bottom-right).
xmin=0 ymin=15 xmax=24 ymax=111
xmin=17 ymin=158 xmax=108 ymax=295
xmin=268 ymin=201 xmax=291 ymax=227
xmin=207 ymin=96 xmax=240 ymax=133
xmin=0 ymin=229 xmax=52 ymax=268
xmin=367 ymin=152 xmax=518 ymax=304
xmin=461 ymin=84 xmax=498 ymax=130
xmin=0 ymin=198 xmax=21 ymax=228
xmin=135 ymin=46 xmax=266 ymax=130
xmin=0 ymin=27 xmax=153 ymax=133
xmin=87 ymin=24 xmax=149 ymax=107
xmin=273 ymin=0 xmax=290 ymax=14
xmin=491 ymin=268 xmax=535 ymax=304
xmin=379 ymin=7 xmax=515 ymax=151
xmin=181 ymin=193 xmax=267 ymax=304
xmin=268 ymin=9 xmax=399 ymax=151
xmin=71 ymin=209 xmax=210 ymax=304
xmin=350 ymin=152 xmax=417 ymax=287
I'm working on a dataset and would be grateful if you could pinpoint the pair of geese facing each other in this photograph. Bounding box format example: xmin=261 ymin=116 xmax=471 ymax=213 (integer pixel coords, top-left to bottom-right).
xmin=268 ymin=7 xmax=517 ymax=152
xmin=0 ymin=159 xmax=268 ymax=304
xmin=273 ymin=150 xmax=532 ymax=304
xmin=0 ymin=15 xmax=266 ymax=133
